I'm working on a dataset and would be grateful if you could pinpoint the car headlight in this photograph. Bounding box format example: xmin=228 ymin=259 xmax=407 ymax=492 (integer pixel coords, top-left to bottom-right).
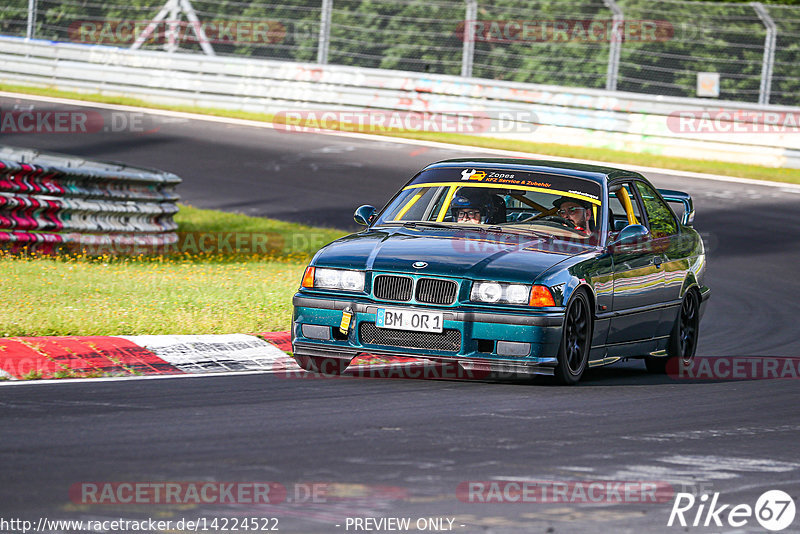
xmin=301 ymin=266 xmax=365 ymax=292
xmin=471 ymin=282 xmax=555 ymax=306
xmin=474 ymin=282 xmax=502 ymax=303
xmin=505 ymin=284 xmax=530 ymax=304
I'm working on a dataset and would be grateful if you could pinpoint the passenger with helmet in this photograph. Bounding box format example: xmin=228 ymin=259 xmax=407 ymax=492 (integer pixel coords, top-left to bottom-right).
xmin=552 ymin=196 xmax=594 ymax=236
xmin=450 ymin=188 xmax=506 ymax=224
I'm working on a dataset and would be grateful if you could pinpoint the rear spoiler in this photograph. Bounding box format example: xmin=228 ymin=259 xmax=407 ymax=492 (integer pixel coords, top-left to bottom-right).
xmin=658 ymin=189 xmax=695 ymax=226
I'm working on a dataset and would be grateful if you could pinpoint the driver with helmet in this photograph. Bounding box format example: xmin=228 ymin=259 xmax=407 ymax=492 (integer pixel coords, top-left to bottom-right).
xmin=451 ymin=188 xmax=505 ymax=224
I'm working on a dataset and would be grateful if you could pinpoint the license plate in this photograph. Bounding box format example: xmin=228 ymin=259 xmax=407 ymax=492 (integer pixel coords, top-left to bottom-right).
xmin=376 ymin=307 xmax=443 ymax=333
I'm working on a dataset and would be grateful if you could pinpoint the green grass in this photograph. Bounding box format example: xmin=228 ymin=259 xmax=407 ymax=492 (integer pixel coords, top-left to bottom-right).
xmin=0 ymin=205 xmax=348 ymax=337
xmin=174 ymin=204 xmax=346 ymax=259
xmin=2 ymin=82 xmax=799 ymax=184
xmin=0 ymin=256 xmax=304 ymax=336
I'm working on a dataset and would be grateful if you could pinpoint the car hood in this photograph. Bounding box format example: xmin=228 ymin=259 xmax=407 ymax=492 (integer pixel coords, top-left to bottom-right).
xmin=314 ymin=226 xmax=594 ymax=282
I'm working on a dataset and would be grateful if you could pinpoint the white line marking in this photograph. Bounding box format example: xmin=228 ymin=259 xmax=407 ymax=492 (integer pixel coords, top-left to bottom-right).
xmin=0 ymin=369 xmax=277 ymax=387
xmin=2 ymin=90 xmax=798 ymax=190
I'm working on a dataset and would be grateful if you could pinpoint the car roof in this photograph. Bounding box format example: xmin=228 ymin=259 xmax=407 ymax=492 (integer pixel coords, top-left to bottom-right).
xmin=423 ymin=158 xmax=643 ymax=185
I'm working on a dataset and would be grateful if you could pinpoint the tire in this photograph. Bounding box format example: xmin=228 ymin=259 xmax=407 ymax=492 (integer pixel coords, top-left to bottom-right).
xmin=293 ymin=354 xmax=349 ymax=376
xmin=554 ymin=290 xmax=593 ymax=385
xmin=645 ymin=290 xmax=700 ymax=374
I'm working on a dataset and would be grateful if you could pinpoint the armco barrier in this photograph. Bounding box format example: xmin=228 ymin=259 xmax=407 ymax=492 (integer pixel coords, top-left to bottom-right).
xmin=0 ymin=145 xmax=180 ymax=253
xmin=0 ymin=36 xmax=798 ymax=168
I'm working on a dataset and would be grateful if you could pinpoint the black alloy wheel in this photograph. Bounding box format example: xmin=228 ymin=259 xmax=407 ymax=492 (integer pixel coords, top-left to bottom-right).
xmin=554 ymin=290 xmax=592 ymax=385
xmin=645 ymin=290 xmax=700 ymax=374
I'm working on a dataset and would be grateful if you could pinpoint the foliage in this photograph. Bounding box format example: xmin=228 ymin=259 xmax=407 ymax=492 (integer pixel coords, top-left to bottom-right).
xmin=1 ymin=0 xmax=796 ymax=104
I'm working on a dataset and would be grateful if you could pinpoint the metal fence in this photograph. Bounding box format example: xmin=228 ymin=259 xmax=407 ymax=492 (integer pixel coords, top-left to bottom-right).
xmin=0 ymin=0 xmax=797 ymax=105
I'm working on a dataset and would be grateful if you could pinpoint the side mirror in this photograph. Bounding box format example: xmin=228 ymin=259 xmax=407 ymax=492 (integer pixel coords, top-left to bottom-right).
xmin=610 ymin=224 xmax=650 ymax=248
xmin=354 ymin=205 xmax=376 ymax=226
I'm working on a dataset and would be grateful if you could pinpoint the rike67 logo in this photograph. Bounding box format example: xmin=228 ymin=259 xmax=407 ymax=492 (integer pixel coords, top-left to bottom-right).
xmin=668 ymin=490 xmax=796 ymax=531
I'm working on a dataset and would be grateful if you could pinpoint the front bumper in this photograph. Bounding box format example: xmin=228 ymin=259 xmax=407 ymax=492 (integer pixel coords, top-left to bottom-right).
xmin=292 ymin=294 xmax=564 ymax=376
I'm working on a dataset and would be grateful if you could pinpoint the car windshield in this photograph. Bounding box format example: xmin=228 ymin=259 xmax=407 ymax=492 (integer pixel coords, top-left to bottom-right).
xmin=374 ymin=167 xmax=603 ymax=239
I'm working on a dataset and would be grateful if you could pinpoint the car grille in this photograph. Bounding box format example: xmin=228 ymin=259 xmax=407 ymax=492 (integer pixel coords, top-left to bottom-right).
xmin=373 ymin=275 xmax=413 ymax=301
xmin=359 ymin=322 xmax=461 ymax=352
xmin=415 ymin=278 xmax=457 ymax=305
xmin=373 ymin=274 xmax=457 ymax=305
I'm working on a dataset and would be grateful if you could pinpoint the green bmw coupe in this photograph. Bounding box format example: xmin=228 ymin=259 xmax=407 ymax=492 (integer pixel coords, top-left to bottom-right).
xmin=292 ymin=159 xmax=710 ymax=384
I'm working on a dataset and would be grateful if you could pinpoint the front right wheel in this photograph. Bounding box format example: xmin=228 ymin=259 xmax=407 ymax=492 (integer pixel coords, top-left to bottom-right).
xmin=554 ymin=290 xmax=593 ymax=385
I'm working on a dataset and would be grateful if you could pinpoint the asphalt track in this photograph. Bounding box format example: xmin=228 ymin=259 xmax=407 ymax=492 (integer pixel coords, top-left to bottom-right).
xmin=2 ymin=96 xmax=800 ymax=534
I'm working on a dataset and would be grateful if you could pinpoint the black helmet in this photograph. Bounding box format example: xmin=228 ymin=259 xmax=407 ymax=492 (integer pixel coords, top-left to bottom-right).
xmin=451 ymin=188 xmax=492 ymax=222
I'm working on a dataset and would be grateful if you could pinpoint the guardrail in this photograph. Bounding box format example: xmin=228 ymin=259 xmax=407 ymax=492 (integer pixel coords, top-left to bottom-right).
xmin=0 ymin=145 xmax=180 ymax=254
xmin=0 ymin=36 xmax=798 ymax=169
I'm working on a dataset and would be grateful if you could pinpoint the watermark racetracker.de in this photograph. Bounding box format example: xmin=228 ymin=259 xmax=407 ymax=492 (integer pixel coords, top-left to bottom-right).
xmin=0 ymin=108 xmax=159 ymax=135
xmin=73 ymin=232 xmax=290 ymax=257
xmin=273 ymin=110 xmax=539 ymax=134
xmin=68 ymin=19 xmax=291 ymax=46
xmin=68 ymin=480 xmax=408 ymax=505
xmin=667 ymin=356 xmax=800 ymax=380
xmin=457 ymin=480 xmax=675 ymax=504
xmin=455 ymin=19 xmax=675 ymax=43
xmin=667 ymin=110 xmax=800 ymax=134
xmin=70 ymin=481 xmax=287 ymax=505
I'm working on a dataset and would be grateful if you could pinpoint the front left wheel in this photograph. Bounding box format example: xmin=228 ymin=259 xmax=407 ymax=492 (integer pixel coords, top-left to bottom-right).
xmin=554 ymin=290 xmax=593 ymax=385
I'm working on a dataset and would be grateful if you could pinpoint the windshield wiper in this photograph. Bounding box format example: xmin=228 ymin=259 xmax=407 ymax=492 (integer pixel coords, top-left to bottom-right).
xmin=485 ymin=225 xmax=553 ymax=240
xmin=402 ymin=221 xmax=458 ymax=230
xmin=399 ymin=222 xmax=556 ymax=240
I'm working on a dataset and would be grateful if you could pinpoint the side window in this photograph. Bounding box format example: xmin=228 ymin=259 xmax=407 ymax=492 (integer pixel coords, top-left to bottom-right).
xmin=635 ymin=182 xmax=678 ymax=237
xmin=607 ymin=182 xmax=643 ymax=232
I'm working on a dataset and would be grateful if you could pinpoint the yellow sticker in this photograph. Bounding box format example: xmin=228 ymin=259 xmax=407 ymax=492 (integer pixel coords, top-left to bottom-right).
xmin=339 ymin=310 xmax=353 ymax=335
